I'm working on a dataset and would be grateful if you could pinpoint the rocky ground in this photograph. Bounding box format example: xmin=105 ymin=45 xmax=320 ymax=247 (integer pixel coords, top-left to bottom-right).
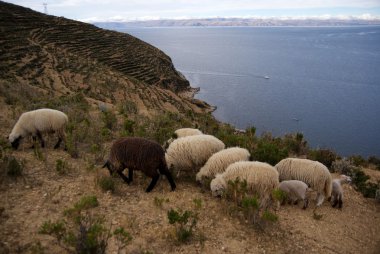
xmin=1 ymin=143 xmax=379 ymax=254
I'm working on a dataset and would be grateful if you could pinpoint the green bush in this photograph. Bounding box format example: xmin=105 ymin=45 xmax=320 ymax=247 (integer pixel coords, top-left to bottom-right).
xmin=5 ymin=156 xmax=23 ymax=177
xmin=351 ymin=169 xmax=378 ymax=198
xmin=368 ymin=156 xmax=380 ymax=170
xmin=349 ymin=155 xmax=367 ymax=167
xmin=251 ymin=139 xmax=288 ymax=165
xmin=102 ymin=110 xmax=117 ymax=130
xmin=120 ymin=118 xmax=135 ymax=137
xmin=307 ymin=149 xmax=337 ymax=168
xmin=167 ymin=209 xmax=198 ymax=243
xmin=241 ymin=196 xmax=259 ymax=224
xmin=64 ymin=195 xmax=99 ymax=219
xmin=56 ymin=159 xmax=69 ymax=175
xmin=193 ymin=198 xmax=202 ymax=210
xmin=97 ymin=176 xmax=116 ymax=193
xmin=39 ymin=196 xmax=132 ymax=253
xmin=261 ymin=210 xmax=278 ymax=222
xmin=153 ymin=196 xmax=169 ymax=208
xmin=272 ymin=189 xmax=287 ymax=204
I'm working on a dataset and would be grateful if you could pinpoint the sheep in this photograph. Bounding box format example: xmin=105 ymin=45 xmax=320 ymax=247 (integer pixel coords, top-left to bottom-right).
xmin=164 ymin=128 xmax=203 ymax=149
xmin=8 ymin=108 xmax=68 ymax=150
xmin=173 ymin=128 xmax=203 ymax=138
xmin=196 ymin=147 xmax=250 ymax=184
xmin=279 ymin=180 xmax=309 ymax=209
xmin=103 ymin=137 xmax=176 ymax=193
xmin=330 ymin=174 xmax=352 ymax=208
xmin=275 ymin=158 xmax=332 ymax=207
xmin=210 ymin=161 xmax=279 ymax=208
xmin=165 ymin=134 xmax=225 ymax=175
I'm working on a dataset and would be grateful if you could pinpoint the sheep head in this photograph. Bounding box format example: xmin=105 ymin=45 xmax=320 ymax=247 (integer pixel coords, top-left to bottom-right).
xmin=8 ymin=134 xmax=22 ymax=150
xmin=210 ymin=174 xmax=226 ymax=197
xmin=102 ymin=161 xmax=115 ymax=176
xmin=340 ymin=174 xmax=352 ymax=184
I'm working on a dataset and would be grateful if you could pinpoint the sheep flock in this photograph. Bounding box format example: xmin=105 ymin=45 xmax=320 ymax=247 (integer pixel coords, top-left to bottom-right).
xmin=8 ymin=112 xmax=355 ymax=212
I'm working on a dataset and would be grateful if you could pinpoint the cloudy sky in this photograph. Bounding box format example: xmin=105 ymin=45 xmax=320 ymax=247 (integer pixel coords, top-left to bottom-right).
xmin=4 ymin=0 xmax=380 ymax=22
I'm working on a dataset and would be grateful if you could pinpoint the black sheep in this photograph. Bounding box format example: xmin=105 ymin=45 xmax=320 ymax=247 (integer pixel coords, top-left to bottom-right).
xmin=103 ymin=137 xmax=176 ymax=192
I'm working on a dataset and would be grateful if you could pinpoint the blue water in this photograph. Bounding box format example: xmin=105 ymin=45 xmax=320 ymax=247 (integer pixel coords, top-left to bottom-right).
xmin=116 ymin=26 xmax=380 ymax=157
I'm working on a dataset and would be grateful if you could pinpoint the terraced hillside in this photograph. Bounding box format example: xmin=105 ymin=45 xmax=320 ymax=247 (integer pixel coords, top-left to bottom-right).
xmin=0 ymin=1 xmax=191 ymax=92
xmin=0 ymin=1 xmax=214 ymax=118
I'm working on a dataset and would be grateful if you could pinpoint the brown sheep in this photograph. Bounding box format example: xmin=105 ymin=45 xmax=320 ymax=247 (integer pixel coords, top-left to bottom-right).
xmin=103 ymin=137 xmax=176 ymax=192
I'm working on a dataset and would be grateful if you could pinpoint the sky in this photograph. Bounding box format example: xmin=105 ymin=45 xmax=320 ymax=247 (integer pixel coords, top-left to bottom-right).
xmin=3 ymin=0 xmax=380 ymax=22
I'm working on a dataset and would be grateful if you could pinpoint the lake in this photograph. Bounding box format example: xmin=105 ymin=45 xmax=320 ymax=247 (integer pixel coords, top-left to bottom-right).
xmin=115 ymin=26 xmax=380 ymax=157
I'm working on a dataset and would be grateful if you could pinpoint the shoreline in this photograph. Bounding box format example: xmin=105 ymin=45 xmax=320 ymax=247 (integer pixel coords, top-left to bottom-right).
xmin=179 ymin=86 xmax=217 ymax=113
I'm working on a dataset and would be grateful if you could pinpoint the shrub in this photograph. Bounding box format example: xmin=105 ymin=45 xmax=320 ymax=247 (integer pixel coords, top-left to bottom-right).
xmin=102 ymin=110 xmax=117 ymax=130
xmin=193 ymin=198 xmax=202 ymax=210
xmin=351 ymin=169 xmax=378 ymax=198
xmin=241 ymin=196 xmax=259 ymax=224
xmin=251 ymin=139 xmax=288 ymax=165
xmin=39 ymin=196 xmax=132 ymax=253
xmin=349 ymin=155 xmax=367 ymax=167
xmin=272 ymin=189 xmax=287 ymax=204
xmin=119 ymin=100 xmax=137 ymax=115
xmin=167 ymin=209 xmax=198 ymax=243
xmin=368 ymin=156 xmax=380 ymax=170
xmin=307 ymin=149 xmax=337 ymax=168
xmin=153 ymin=196 xmax=169 ymax=208
xmin=331 ymin=159 xmax=356 ymax=174
xmin=224 ymin=178 xmax=248 ymax=205
xmin=5 ymin=156 xmax=23 ymax=177
xmin=64 ymin=195 xmax=99 ymax=219
xmin=113 ymin=227 xmax=132 ymax=251
xmin=56 ymin=159 xmax=69 ymax=175
xmin=261 ymin=210 xmax=278 ymax=222
xmin=39 ymin=220 xmax=67 ymax=243
xmin=120 ymin=118 xmax=135 ymax=137
xmin=97 ymin=176 xmax=116 ymax=193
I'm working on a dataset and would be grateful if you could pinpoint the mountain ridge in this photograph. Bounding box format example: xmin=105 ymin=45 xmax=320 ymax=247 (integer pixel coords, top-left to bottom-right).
xmin=93 ymin=17 xmax=380 ymax=28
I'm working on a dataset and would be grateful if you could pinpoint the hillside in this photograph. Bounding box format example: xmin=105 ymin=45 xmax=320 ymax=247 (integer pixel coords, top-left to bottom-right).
xmin=1 ymin=2 xmax=379 ymax=254
xmin=0 ymin=1 xmax=210 ymax=116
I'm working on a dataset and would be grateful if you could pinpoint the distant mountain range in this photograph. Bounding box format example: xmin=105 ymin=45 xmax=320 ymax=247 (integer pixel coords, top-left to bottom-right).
xmin=93 ymin=17 xmax=380 ymax=29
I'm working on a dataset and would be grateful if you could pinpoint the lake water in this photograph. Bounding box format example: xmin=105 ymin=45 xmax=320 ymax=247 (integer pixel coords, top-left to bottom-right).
xmin=115 ymin=26 xmax=380 ymax=157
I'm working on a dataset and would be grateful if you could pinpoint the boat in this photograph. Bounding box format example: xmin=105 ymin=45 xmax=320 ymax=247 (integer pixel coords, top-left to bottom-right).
xmin=264 ymin=76 xmax=270 ymax=79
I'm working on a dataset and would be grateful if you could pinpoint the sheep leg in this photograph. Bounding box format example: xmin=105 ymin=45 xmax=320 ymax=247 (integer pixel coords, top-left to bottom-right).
xmin=54 ymin=137 xmax=62 ymax=149
xmin=332 ymin=199 xmax=338 ymax=208
xmin=36 ymin=131 xmax=45 ymax=148
xmin=128 ymin=168 xmax=134 ymax=182
xmin=163 ymin=171 xmax=176 ymax=191
xmin=316 ymin=193 xmax=325 ymax=207
xmin=146 ymin=175 xmax=160 ymax=193
xmin=117 ymin=171 xmax=130 ymax=184
xmin=338 ymin=199 xmax=343 ymax=209
xmin=302 ymin=199 xmax=309 ymax=209
xmin=159 ymin=166 xmax=176 ymax=191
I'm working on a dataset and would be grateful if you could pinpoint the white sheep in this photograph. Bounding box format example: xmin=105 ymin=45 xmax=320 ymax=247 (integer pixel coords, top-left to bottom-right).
xmin=196 ymin=147 xmax=250 ymax=183
xmin=279 ymin=180 xmax=309 ymax=209
xmin=165 ymin=134 xmax=225 ymax=175
xmin=330 ymin=174 xmax=352 ymax=208
xmin=275 ymin=158 xmax=332 ymax=207
xmin=8 ymin=108 xmax=68 ymax=150
xmin=174 ymin=128 xmax=203 ymax=138
xmin=210 ymin=161 xmax=279 ymax=208
xmin=164 ymin=128 xmax=203 ymax=148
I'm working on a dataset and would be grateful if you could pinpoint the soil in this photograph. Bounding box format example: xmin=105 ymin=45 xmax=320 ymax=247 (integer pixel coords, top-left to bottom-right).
xmin=1 ymin=144 xmax=379 ymax=254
